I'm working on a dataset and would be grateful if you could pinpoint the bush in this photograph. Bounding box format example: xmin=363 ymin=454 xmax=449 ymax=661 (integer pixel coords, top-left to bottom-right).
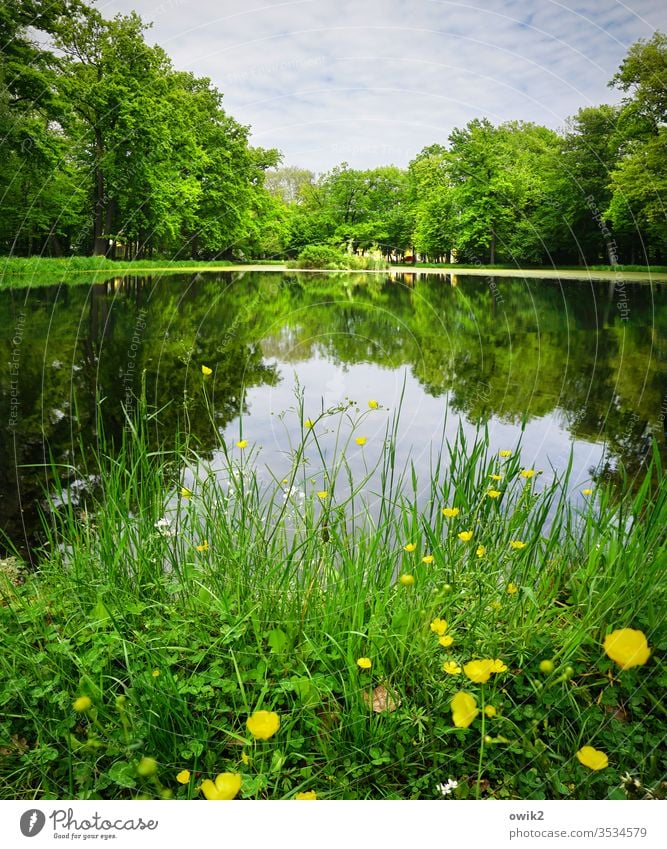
xmin=290 ymin=245 xmax=388 ymax=270
xmin=291 ymin=245 xmax=350 ymax=269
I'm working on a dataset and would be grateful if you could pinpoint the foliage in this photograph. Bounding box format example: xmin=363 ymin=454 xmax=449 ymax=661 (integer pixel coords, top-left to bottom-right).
xmin=290 ymin=244 xmax=388 ymax=270
xmin=0 ymin=1 xmax=278 ymax=260
xmin=1 ymin=395 xmax=665 ymax=800
xmin=0 ymin=3 xmax=664 ymax=267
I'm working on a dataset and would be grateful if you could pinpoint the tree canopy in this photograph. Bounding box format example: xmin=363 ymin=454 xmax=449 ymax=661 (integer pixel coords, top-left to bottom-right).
xmin=1 ymin=5 xmax=664 ymax=265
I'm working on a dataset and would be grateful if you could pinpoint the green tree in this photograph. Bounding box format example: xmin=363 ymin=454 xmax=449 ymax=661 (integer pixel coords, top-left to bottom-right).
xmin=605 ymin=32 xmax=667 ymax=263
xmin=0 ymin=0 xmax=86 ymax=255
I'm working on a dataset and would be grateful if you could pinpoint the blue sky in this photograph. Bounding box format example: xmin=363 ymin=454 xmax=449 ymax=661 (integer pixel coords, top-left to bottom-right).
xmin=99 ymin=0 xmax=667 ymax=171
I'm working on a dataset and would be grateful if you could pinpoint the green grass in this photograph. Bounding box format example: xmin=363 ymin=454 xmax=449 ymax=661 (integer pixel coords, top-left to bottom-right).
xmin=1 ymin=392 xmax=665 ymax=801
xmin=0 ymin=256 xmax=244 ymax=288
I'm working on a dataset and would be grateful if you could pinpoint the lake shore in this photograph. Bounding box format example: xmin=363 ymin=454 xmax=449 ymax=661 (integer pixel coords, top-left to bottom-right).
xmin=2 ymin=260 xmax=667 ymax=286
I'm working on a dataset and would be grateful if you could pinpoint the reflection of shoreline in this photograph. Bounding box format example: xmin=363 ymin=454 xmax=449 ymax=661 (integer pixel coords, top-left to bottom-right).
xmin=3 ymin=264 xmax=667 ymax=290
xmin=1 ymin=271 xmax=665 ymax=557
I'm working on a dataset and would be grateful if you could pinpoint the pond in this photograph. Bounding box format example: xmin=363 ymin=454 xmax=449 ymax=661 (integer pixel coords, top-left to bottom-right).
xmin=2 ymin=269 xmax=666 ymax=559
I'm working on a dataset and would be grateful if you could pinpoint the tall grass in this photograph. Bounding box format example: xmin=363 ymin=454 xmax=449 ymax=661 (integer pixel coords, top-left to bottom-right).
xmin=0 ymin=392 xmax=665 ymax=800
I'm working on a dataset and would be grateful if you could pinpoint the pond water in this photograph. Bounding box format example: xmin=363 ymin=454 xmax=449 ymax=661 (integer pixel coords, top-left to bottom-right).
xmin=2 ymin=269 xmax=666 ymax=558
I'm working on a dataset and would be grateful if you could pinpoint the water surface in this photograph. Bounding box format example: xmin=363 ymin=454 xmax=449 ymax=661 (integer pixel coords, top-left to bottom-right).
xmin=2 ymin=270 xmax=666 ymax=557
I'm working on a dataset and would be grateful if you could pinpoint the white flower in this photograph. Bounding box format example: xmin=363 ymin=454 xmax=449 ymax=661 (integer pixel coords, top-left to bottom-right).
xmin=154 ymin=517 xmax=175 ymax=537
xmin=436 ymin=779 xmax=458 ymax=797
xmin=282 ymin=486 xmax=305 ymax=502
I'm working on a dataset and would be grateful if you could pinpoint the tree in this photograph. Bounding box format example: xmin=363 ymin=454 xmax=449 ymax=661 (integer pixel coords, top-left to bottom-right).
xmin=605 ymin=32 xmax=667 ymax=263
xmin=0 ymin=0 xmax=87 ymax=255
xmin=409 ymin=145 xmax=455 ymax=261
xmin=264 ymin=166 xmax=314 ymax=205
xmin=611 ymin=32 xmax=667 ymax=136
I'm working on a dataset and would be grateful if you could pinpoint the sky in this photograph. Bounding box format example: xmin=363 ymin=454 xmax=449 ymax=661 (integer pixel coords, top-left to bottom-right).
xmin=97 ymin=0 xmax=667 ymax=172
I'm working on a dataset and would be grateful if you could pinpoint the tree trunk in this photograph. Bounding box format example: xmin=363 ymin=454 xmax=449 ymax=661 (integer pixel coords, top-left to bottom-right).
xmin=489 ymin=229 xmax=496 ymax=265
xmin=93 ymin=129 xmax=107 ymax=256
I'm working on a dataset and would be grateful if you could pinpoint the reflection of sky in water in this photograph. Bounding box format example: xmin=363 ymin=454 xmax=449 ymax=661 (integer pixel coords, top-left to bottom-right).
xmin=217 ymin=354 xmax=604 ymax=517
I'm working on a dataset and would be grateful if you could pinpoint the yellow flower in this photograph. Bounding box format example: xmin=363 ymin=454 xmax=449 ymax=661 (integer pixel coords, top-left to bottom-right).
xmin=422 ymin=554 xmax=434 ymax=564
xmin=151 ymin=668 xmax=160 ymax=677
xmin=457 ymin=530 xmax=473 ymax=542
xmin=487 ymin=490 xmax=501 ymax=499
xmin=295 ymin=791 xmax=317 ymax=799
xmin=484 ymin=705 xmax=497 ymax=718
xmin=582 ymin=488 xmax=593 ymax=495
xmin=403 ymin=542 xmax=417 ymax=552
xmin=442 ymin=661 xmax=462 ymax=675
xmin=180 ymin=487 xmax=193 ymax=498
xmin=507 ymin=582 xmax=518 ymax=594
xmin=399 ymin=573 xmax=414 ymax=586
xmin=176 ymin=769 xmax=191 ymax=785
xmin=201 ymin=365 xmax=212 ymax=376
xmin=451 ymin=691 xmax=478 ymax=728
xmin=509 ymin=540 xmax=526 ymax=549
xmin=355 ymin=436 xmax=367 ymax=446
xmin=73 ymin=696 xmax=92 ymax=713
xmin=576 ymin=746 xmax=609 ymax=771
xmin=357 ymin=657 xmax=372 ymax=670
xmin=476 ymin=545 xmax=486 ymax=558
xmin=490 ymin=659 xmax=507 ymax=672
xmin=489 ymin=474 xmax=503 ymax=481
xmin=539 ymin=659 xmax=555 ymax=674
xmin=368 ymin=399 xmax=379 ymax=409
xmin=430 ymin=618 xmax=448 ymax=636
xmin=241 ymin=751 xmax=251 ymax=766
xmin=236 ymin=439 xmax=248 ymax=449
xmin=201 ymin=773 xmax=242 ymax=800
xmin=520 ymin=469 xmax=535 ymax=479
xmin=247 ymin=710 xmax=280 ymax=741
xmin=442 ymin=507 xmax=460 ymax=518
xmin=304 ymin=419 xmax=315 ymax=429
xmin=463 ymin=660 xmax=494 ymax=684
xmin=439 ymin=635 xmax=454 ymax=647
xmin=603 ymin=628 xmax=651 ymax=670
xmin=490 ymin=600 xmax=502 ymax=610
xmin=499 ymin=450 xmax=512 ymax=458
xmin=317 ymin=490 xmax=328 ymax=499
xmin=196 ymin=541 xmax=209 ymax=552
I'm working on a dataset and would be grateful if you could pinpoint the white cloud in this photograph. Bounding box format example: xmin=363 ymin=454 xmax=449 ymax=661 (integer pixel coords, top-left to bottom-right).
xmin=98 ymin=0 xmax=667 ymax=170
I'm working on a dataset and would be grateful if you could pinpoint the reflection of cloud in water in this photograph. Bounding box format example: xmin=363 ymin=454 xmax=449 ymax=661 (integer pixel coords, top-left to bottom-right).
xmin=235 ymin=357 xmax=605 ymax=523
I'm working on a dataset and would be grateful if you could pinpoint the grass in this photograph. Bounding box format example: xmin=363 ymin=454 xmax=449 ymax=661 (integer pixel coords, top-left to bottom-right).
xmin=0 ymin=256 xmax=245 ymax=288
xmin=0 ymin=390 xmax=665 ymax=801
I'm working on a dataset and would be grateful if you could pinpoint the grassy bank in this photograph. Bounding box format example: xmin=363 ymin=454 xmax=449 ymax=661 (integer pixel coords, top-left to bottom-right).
xmin=1 ymin=395 xmax=665 ymax=801
xmin=0 ymin=256 xmax=240 ymax=288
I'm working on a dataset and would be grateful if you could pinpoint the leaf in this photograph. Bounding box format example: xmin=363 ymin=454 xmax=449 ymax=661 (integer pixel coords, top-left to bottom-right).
xmin=107 ymin=761 xmax=137 ymax=789
xmin=607 ymin=786 xmax=626 ymax=800
xmin=363 ymin=683 xmax=400 ymax=713
xmin=290 ymin=676 xmax=320 ymax=707
xmin=89 ymin=598 xmax=111 ymax=626
xmin=267 ymin=628 xmax=288 ymax=654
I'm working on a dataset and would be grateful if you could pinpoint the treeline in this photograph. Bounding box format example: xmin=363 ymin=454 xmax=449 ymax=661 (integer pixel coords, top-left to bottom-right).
xmin=1 ymin=1 xmax=665 ymax=264
xmin=266 ymin=34 xmax=667 ymax=266
xmin=0 ymin=0 xmax=281 ymax=259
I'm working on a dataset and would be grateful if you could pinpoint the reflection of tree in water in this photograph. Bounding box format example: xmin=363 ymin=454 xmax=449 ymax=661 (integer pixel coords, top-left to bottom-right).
xmin=1 ymin=270 xmax=665 ymax=557
xmin=0 ymin=274 xmax=278 ymax=558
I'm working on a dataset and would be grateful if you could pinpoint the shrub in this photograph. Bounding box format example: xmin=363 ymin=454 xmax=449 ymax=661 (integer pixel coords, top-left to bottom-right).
xmin=290 ymin=245 xmax=388 ymax=270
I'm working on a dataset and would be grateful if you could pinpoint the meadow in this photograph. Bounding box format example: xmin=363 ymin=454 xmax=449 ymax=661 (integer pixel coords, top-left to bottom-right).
xmin=1 ymin=390 xmax=665 ymax=801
